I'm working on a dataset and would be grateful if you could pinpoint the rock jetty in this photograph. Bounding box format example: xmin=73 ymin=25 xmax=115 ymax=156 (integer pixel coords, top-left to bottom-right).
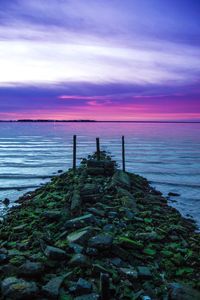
xmin=0 ymin=151 xmax=200 ymax=299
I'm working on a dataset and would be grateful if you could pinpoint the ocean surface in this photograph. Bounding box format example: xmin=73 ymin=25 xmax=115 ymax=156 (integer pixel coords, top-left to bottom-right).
xmin=0 ymin=122 xmax=200 ymax=228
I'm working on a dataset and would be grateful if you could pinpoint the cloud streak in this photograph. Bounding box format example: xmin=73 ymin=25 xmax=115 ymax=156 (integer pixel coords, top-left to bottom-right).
xmin=0 ymin=0 xmax=199 ymax=120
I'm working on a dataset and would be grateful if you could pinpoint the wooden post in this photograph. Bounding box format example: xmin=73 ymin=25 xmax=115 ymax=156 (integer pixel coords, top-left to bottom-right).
xmin=122 ymin=135 xmax=125 ymax=172
xmin=96 ymin=137 xmax=100 ymax=160
xmin=73 ymin=135 xmax=77 ymax=171
xmin=100 ymin=273 xmax=110 ymax=300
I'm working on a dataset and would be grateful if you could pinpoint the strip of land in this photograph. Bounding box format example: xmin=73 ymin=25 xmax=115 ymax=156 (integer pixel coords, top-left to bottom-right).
xmin=0 ymin=152 xmax=200 ymax=299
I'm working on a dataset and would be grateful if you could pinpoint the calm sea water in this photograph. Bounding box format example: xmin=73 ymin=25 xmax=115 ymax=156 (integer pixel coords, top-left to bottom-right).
xmin=0 ymin=122 xmax=200 ymax=228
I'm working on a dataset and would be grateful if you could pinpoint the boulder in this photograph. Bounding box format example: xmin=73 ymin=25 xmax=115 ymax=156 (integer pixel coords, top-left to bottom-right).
xmin=81 ymin=183 xmax=99 ymax=196
xmin=111 ymin=171 xmax=131 ymax=189
xmin=42 ymin=276 xmax=66 ymax=299
xmin=120 ymin=267 xmax=138 ymax=280
xmin=0 ymin=264 xmax=18 ymax=277
xmin=13 ymin=224 xmax=26 ymax=233
xmin=74 ymin=293 xmax=100 ymax=300
xmin=80 ymin=183 xmax=100 ymax=202
xmin=168 ymin=192 xmax=180 ymax=197
xmin=86 ymin=247 xmax=98 ymax=257
xmin=88 ymin=234 xmax=113 ymax=249
xmin=69 ymin=254 xmax=90 ymax=267
xmin=71 ymin=191 xmax=81 ymax=211
xmin=107 ymin=211 xmax=118 ymax=219
xmin=42 ymin=210 xmax=62 ymax=221
xmin=3 ymin=198 xmax=10 ymax=205
xmin=86 ymin=160 xmax=115 ymax=176
xmin=70 ymin=278 xmax=93 ymax=297
xmin=44 ymin=246 xmax=67 ymax=260
xmin=168 ymin=283 xmax=200 ymax=300
xmin=64 ymin=214 xmax=95 ymax=229
xmin=103 ymin=224 xmax=114 ymax=232
xmin=1 ymin=277 xmax=38 ymax=299
xmin=87 ymin=208 xmax=105 ymax=217
xmin=18 ymin=261 xmax=44 ymax=277
xmin=0 ymin=253 xmax=8 ymax=263
xmin=74 ymin=278 xmax=92 ymax=295
xmin=67 ymin=228 xmax=93 ymax=245
xmin=137 ymin=266 xmax=152 ymax=278
xmin=135 ymin=231 xmax=161 ymax=241
xmin=117 ymin=187 xmax=137 ymax=211
xmin=68 ymin=243 xmax=84 ymax=254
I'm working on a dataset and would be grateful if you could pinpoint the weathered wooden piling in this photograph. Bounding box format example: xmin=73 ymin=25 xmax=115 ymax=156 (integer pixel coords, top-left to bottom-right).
xmin=96 ymin=137 xmax=100 ymax=161
xmin=73 ymin=135 xmax=77 ymax=171
xmin=122 ymin=135 xmax=125 ymax=172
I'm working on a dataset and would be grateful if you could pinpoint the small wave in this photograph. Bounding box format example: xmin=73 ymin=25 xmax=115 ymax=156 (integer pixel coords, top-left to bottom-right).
xmin=138 ymin=171 xmax=200 ymax=176
xmin=0 ymin=175 xmax=52 ymax=179
xmin=151 ymin=180 xmax=200 ymax=189
xmin=0 ymin=185 xmax=40 ymax=191
xmin=0 ymin=163 xmax=66 ymax=168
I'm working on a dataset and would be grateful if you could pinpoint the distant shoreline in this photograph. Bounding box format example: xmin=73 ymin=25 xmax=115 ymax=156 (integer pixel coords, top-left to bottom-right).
xmin=0 ymin=120 xmax=200 ymax=123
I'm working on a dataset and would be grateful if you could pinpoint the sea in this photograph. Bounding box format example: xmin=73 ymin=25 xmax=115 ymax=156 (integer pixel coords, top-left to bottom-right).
xmin=0 ymin=122 xmax=200 ymax=228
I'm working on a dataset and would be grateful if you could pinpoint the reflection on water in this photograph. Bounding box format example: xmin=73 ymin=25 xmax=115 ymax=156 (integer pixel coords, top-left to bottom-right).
xmin=0 ymin=122 xmax=200 ymax=227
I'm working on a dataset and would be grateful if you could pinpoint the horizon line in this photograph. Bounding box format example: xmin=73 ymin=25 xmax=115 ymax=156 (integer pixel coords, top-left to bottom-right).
xmin=0 ymin=119 xmax=200 ymax=124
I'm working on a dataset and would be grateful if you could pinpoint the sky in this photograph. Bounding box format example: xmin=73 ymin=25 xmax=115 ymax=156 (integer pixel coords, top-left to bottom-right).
xmin=0 ymin=0 xmax=200 ymax=121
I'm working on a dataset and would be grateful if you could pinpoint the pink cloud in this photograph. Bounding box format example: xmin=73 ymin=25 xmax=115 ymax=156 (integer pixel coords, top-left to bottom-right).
xmin=58 ymin=95 xmax=111 ymax=101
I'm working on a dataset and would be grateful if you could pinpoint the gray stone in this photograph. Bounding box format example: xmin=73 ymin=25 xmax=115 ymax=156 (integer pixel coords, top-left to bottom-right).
xmin=75 ymin=278 xmax=92 ymax=294
xmin=3 ymin=198 xmax=10 ymax=205
xmin=168 ymin=192 xmax=180 ymax=197
xmin=69 ymin=254 xmax=90 ymax=267
xmin=120 ymin=267 xmax=138 ymax=280
xmin=42 ymin=276 xmax=66 ymax=299
xmin=71 ymin=191 xmax=81 ymax=211
xmin=74 ymin=293 xmax=100 ymax=300
xmin=87 ymin=167 xmax=105 ymax=175
xmin=107 ymin=211 xmax=118 ymax=219
xmin=168 ymin=283 xmax=200 ymax=300
xmin=80 ymin=183 xmax=100 ymax=201
xmin=44 ymin=246 xmax=67 ymax=260
xmin=87 ymin=160 xmax=113 ymax=169
xmin=117 ymin=187 xmax=137 ymax=211
xmin=81 ymin=183 xmax=99 ymax=195
xmin=18 ymin=261 xmax=44 ymax=277
xmin=42 ymin=210 xmax=62 ymax=221
xmin=124 ymin=209 xmax=135 ymax=219
xmin=110 ymin=257 xmax=123 ymax=267
xmin=103 ymin=224 xmax=114 ymax=232
xmin=137 ymin=266 xmax=152 ymax=278
xmin=0 ymin=264 xmax=18 ymax=277
xmin=135 ymin=231 xmax=160 ymax=241
xmin=88 ymin=234 xmax=113 ymax=249
xmin=112 ymin=170 xmax=131 ymax=188
xmin=0 ymin=253 xmax=8 ymax=263
xmin=91 ymin=264 xmax=109 ymax=277
xmin=68 ymin=243 xmax=84 ymax=254
xmin=87 ymin=207 xmax=105 ymax=217
xmin=86 ymin=247 xmax=98 ymax=256
xmin=64 ymin=214 xmax=95 ymax=229
xmin=7 ymin=249 xmax=23 ymax=258
xmin=67 ymin=228 xmax=93 ymax=245
xmin=86 ymin=159 xmax=115 ymax=176
xmin=13 ymin=224 xmax=26 ymax=233
xmin=1 ymin=277 xmax=38 ymax=299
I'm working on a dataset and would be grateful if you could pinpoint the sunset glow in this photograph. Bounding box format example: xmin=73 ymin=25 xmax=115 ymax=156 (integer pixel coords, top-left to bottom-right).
xmin=0 ymin=0 xmax=200 ymax=121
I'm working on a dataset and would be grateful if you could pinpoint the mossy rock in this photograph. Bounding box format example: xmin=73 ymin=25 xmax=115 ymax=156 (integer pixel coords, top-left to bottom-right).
xmin=117 ymin=237 xmax=144 ymax=249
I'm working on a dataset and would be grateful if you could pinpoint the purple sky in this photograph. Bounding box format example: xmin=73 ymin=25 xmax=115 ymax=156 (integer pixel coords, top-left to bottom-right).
xmin=0 ymin=0 xmax=200 ymax=120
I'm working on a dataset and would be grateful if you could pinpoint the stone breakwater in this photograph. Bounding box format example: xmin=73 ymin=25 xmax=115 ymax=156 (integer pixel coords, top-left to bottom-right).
xmin=0 ymin=152 xmax=200 ymax=300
